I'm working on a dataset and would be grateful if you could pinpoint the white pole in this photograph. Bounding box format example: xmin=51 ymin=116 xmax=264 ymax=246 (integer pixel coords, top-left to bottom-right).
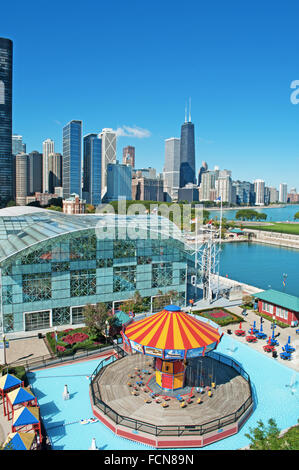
xmin=89 ymin=438 xmax=97 ymax=450
xmin=217 ymin=197 xmax=223 ymax=299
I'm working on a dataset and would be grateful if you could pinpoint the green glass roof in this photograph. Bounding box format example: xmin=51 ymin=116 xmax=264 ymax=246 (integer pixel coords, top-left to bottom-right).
xmin=0 ymin=206 xmax=190 ymax=263
xmin=253 ymin=289 xmax=299 ymax=313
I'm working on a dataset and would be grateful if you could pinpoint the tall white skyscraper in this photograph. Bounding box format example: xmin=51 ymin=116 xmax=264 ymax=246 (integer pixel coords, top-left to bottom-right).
xmin=279 ymin=183 xmax=288 ymax=203
xmin=200 ymin=170 xmax=216 ymax=200
xmin=254 ymin=179 xmax=265 ymax=206
xmin=99 ymin=128 xmax=117 ymax=198
xmin=163 ymin=137 xmax=180 ymax=200
xmin=42 ymin=138 xmax=55 ymax=193
xmin=216 ymin=175 xmax=232 ymax=203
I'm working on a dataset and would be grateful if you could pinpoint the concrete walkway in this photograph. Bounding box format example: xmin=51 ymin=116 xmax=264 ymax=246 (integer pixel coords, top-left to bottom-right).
xmin=3 ymin=336 xmax=50 ymax=365
xmin=224 ymin=306 xmax=299 ymax=372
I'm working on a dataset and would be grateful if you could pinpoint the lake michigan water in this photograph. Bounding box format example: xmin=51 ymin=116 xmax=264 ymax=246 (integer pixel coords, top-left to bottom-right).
xmin=206 ymin=204 xmax=299 ymax=295
xmin=210 ymin=204 xmax=299 ymax=222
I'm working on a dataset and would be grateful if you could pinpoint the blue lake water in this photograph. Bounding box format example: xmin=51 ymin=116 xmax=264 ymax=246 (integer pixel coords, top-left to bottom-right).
xmin=210 ymin=204 xmax=299 ymax=222
xmin=219 ymin=242 xmax=299 ymax=296
xmin=27 ymin=335 xmax=299 ymax=451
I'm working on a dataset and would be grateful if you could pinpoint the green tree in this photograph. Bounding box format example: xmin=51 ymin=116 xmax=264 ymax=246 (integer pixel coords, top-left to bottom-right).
xmin=83 ymin=302 xmax=110 ymax=337
xmin=294 ymin=211 xmax=299 ymax=220
xmin=245 ymin=419 xmax=291 ymax=450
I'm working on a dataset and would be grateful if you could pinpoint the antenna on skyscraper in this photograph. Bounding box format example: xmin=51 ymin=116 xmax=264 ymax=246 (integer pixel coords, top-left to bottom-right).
xmin=185 ymin=100 xmax=188 ymax=122
xmin=189 ymin=97 xmax=191 ymax=122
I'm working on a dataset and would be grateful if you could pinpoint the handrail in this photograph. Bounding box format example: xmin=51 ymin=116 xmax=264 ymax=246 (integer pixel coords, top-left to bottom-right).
xmin=90 ymin=345 xmax=253 ymax=438
xmin=10 ymin=343 xmax=115 ymax=372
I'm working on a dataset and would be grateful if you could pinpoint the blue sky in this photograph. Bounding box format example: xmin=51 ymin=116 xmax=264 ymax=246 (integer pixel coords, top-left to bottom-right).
xmin=2 ymin=0 xmax=299 ymax=188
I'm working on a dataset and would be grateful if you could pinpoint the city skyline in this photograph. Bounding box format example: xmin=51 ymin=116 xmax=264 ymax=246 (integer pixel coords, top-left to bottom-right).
xmin=1 ymin=1 xmax=299 ymax=189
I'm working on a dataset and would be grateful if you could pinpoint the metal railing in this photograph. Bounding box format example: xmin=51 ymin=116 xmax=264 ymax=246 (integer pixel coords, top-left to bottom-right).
xmin=90 ymin=346 xmax=253 ymax=438
xmin=7 ymin=343 xmax=115 ymax=372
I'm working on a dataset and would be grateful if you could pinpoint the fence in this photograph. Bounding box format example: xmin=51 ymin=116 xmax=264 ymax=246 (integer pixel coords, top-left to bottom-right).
xmin=90 ymin=346 xmax=253 ymax=438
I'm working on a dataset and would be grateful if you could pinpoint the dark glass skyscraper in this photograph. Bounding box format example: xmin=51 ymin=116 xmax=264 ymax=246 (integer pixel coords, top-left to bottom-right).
xmin=62 ymin=120 xmax=82 ymax=199
xmin=28 ymin=151 xmax=43 ymax=194
xmin=83 ymin=133 xmax=102 ymax=206
xmin=0 ymin=38 xmax=13 ymax=202
xmin=179 ymin=120 xmax=195 ymax=187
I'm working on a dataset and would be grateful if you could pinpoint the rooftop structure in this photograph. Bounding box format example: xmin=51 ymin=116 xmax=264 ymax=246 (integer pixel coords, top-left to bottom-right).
xmin=0 ymin=207 xmax=194 ymax=334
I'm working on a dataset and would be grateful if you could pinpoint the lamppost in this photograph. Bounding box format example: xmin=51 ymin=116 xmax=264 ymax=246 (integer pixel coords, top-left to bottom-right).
xmin=2 ymin=334 xmax=7 ymax=366
xmin=105 ymin=320 xmax=109 ymax=344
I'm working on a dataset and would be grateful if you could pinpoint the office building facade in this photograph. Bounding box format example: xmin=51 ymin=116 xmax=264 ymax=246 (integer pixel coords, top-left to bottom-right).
xmin=12 ymin=135 xmax=26 ymax=155
xmin=122 ymin=146 xmax=135 ymax=167
xmin=15 ymin=152 xmax=28 ymax=205
xmin=83 ymin=134 xmax=102 ymax=206
xmin=0 ymin=38 xmax=13 ymax=202
xmin=42 ymin=138 xmax=55 ymax=193
xmin=104 ymin=161 xmax=132 ymax=202
xmin=28 ymin=151 xmax=43 ymax=194
xmin=198 ymin=161 xmax=208 ymax=186
xmin=163 ymin=138 xmax=180 ymax=201
xmin=63 ymin=120 xmax=82 ymax=199
xmin=100 ymin=128 xmax=117 ymax=199
xmin=279 ymin=183 xmax=288 ymax=203
xmin=179 ymin=120 xmax=195 ymax=187
xmin=254 ymin=179 xmax=265 ymax=206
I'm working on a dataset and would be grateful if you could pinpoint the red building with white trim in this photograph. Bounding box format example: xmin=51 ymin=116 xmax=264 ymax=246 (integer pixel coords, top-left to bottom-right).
xmin=253 ymin=289 xmax=299 ymax=326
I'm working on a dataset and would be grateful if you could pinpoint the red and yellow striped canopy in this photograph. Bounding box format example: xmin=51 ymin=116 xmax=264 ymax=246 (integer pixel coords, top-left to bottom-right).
xmin=124 ymin=306 xmax=221 ymax=352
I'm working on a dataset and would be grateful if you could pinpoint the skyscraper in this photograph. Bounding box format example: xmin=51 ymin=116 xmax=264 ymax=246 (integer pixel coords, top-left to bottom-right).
xmin=28 ymin=151 xmax=43 ymax=194
xmin=0 ymin=38 xmax=13 ymax=202
xmin=63 ymin=120 xmax=82 ymax=199
xmin=254 ymin=179 xmax=265 ymax=206
xmin=48 ymin=152 xmax=63 ymax=193
xmin=104 ymin=160 xmax=132 ymax=202
xmin=99 ymin=128 xmax=117 ymax=199
xmin=198 ymin=161 xmax=208 ymax=186
xmin=122 ymin=146 xmax=135 ymax=167
xmin=179 ymin=104 xmax=195 ymax=188
xmin=83 ymin=133 xmax=102 ymax=206
xmin=42 ymin=138 xmax=55 ymax=193
xmin=12 ymin=135 xmax=26 ymax=155
xmin=216 ymin=175 xmax=233 ymax=203
xmin=200 ymin=170 xmax=216 ymax=200
xmin=163 ymin=137 xmax=180 ymax=201
xmin=15 ymin=153 xmax=28 ymax=205
xmin=279 ymin=183 xmax=288 ymax=203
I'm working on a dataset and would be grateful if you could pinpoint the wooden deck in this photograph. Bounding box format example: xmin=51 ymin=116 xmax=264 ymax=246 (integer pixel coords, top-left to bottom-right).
xmin=95 ymin=354 xmax=251 ymax=427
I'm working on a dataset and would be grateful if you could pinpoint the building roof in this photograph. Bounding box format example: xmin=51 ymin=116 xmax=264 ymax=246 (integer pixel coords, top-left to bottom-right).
xmin=0 ymin=206 xmax=188 ymax=263
xmin=124 ymin=305 xmax=221 ymax=353
xmin=253 ymin=289 xmax=299 ymax=313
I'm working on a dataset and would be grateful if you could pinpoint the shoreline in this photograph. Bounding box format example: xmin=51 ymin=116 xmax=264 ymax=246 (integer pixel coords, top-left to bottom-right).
xmin=207 ymin=204 xmax=292 ymax=211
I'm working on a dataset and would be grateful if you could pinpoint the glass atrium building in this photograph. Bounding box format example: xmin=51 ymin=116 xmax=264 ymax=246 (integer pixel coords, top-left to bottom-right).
xmin=0 ymin=207 xmax=196 ymax=334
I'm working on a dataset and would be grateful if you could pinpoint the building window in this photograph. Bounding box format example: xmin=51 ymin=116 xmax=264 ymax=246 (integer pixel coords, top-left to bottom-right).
xmin=23 ymin=273 xmax=52 ymax=302
xmin=0 ymin=80 xmax=4 ymax=105
xmin=70 ymin=234 xmax=97 ymax=261
xmin=179 ymin=268 xmax=186 ymax=284
xmin=96 ymin=258 xmax=113 ymax=268
xmin=70 ymin=269 xmax=96 ymax=297
xmin=3 ymin=314 xmax=14 ymax=333
xmin=113 ymin=240 xmax=136 ymax=259
xmin=72 ymin=306 xmax=84 ymax=325
xmin=24 ymin=310 xmax=51 ymax=331
xmin=2 ymin=285 xmax=13 ymax=305
xmin=113 ymin=266 xmax=136 ymax=292
xmin=262 ymin=302 xmax=273 ymax=314
xmin=52 ymin=307 xmax=71 ymax=326
xmin=152 ymin=263 xmax=173 ymax=288
xmin=21 ymin=248 xmax=51 ymax=265
xmin=137 ymin=256 xmax=152 ymax=265
xmin=52 ymin=262 xmax=70 ymax=272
